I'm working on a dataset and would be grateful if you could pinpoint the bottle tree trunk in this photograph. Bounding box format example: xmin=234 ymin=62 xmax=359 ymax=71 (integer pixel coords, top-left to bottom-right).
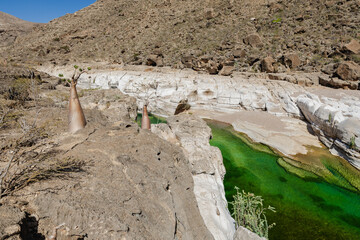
xmin=141 ymin=105 xmax=151 ymax=130
xmin=68 ymin=81 xmax=86 ymax=133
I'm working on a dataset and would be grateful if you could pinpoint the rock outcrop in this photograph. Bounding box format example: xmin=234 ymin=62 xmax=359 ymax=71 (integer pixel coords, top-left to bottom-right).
xmin=38 ymin=64 xmax=360 ymax=167
xmin=297 ymin=94 xmax=360 ymax=169
xmin=342 ymin=39 xmax=360 ymax=55
xmin=335 ymin=61 xmax=360 ymax=81
xmin=0 ymin=76 xmax=213 ymax=239
xmin=152 ymin=114 xmax=236 ymax=240
xmin=320 ymin=61 xmax=360 ymax=89
xmin=28 ymin=123 xmax=212 ymax=239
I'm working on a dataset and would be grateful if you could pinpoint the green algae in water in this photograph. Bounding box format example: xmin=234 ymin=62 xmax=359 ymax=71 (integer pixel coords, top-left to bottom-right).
xmin=207 ymin=121 xmax=360 ymax=240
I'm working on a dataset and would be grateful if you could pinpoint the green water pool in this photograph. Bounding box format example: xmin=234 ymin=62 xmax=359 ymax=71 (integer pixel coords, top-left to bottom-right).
xmin=207 ymin=121 xmax=360 ymax=240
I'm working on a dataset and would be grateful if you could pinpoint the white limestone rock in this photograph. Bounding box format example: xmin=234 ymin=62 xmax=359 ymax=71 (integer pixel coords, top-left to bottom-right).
xmin=152 ymin=114 xmax=236 ymax=240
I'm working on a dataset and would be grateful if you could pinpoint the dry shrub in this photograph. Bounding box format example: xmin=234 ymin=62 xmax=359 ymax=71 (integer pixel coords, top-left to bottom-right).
xmin=1 ymin=157 xmax=85 ymax=197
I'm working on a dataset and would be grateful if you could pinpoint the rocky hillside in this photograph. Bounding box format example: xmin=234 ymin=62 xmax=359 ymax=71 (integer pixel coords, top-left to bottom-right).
xmin=0 ymin=11 xmax=41 ymax=50
xmin=3 ymin=0 xmax=360 ymax=75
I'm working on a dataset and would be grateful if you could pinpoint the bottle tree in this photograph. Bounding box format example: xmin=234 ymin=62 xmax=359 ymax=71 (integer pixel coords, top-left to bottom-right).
xmin=68 ymin=65 xmax=90 ymax=133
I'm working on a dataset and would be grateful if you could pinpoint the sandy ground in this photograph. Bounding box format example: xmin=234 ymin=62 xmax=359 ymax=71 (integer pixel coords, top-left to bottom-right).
xmin=191 ymin=109 xmax=322 ymax=156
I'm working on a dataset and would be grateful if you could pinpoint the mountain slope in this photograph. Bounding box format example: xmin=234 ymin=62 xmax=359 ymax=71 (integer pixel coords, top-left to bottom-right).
xmin=0 ymin=11 xmax=41 ymax=49
xmin=5 ymin=0 xmax=360 ymax=72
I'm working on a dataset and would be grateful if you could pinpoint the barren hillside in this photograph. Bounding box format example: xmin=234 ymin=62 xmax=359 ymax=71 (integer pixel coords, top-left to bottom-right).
xmin=3 ymin=0 xmax=360 ymax=74
xmin=0 ymin=11 xmax=41 ymax=49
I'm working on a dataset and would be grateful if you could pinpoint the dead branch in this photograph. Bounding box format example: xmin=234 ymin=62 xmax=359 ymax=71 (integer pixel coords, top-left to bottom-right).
xmin=0 ymin=106 xmax=10 ymax=128
xmin=0 ymin=151 xmax=16 ymax=196
xmin=18 ymin=108 xmax=41 ymax=134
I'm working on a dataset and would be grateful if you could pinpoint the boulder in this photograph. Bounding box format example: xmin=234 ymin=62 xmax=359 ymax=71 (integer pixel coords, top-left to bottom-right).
xmin=260 ymin=57 xmax=275 ymax=73
xmin=319 ymin=75 xmax=358 ymax=90
xmin=342 ymin=39 xmax=360 ymax=54
xmin=243 ymin=34 xmax=263 ymax=48
xmin=219 ymin=66 xmax=234 ymax=76
xmin=282 ymin=54 xmax=301 ymax=69
xmin=335 ymin=61 xmax=360 ymax=81
xmin=233 ymin=49 xmax=246 ymax=58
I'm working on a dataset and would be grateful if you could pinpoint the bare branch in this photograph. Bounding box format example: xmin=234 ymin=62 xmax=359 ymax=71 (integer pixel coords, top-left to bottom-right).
xmin=72 ymin=69 xmax=89 ymax=85
xmin=18 ymin=108 xmax=42 ymax=134
xmin=0 ymin=106 xmax=10 ymax=128
xmin=0 ymin=151 xmax=16 ymax=196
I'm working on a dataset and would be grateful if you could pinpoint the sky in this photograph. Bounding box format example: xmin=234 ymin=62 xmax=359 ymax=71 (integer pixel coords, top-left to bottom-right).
xmin=0 ymin=0 xmax=96 ymax=23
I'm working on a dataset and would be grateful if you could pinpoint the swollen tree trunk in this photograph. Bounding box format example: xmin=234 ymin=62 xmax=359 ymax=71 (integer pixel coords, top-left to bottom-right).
xmin=141 ymin=105 xmax=151 ymax=130
xmin=68 ymin=81 xmax=86 ymax=133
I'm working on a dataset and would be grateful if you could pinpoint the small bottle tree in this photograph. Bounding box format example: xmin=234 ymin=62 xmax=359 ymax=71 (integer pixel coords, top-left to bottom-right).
xmin=68 ymin=65 xmax=91 ymax=133
xmin=141 ymin=101 xmax=151 ymax=130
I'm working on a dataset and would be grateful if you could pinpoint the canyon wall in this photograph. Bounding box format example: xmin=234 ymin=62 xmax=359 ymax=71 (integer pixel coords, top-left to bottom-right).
xmin=39 ymin=65 xmax=360 ymax=169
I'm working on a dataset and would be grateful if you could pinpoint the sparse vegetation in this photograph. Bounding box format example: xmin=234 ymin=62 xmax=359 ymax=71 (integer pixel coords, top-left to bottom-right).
xmin=6 ymin=78 xmax=32 ymax=102
xmin=349 ymin=136 xmax=357 ymax=150
xmin=230 ymin=187 xmax=275 ymax=239
xmin=272 ymin=17 xmax=282 ymax=23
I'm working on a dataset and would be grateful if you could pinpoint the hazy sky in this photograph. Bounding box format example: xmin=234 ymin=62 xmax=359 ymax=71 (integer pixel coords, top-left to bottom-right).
xmin=0 ymin=0 xmax=96 ymax=23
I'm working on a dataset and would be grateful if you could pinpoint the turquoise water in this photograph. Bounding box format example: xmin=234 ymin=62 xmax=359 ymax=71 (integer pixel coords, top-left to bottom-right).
xmin=207 ymin=121 xmax=360 ymax=240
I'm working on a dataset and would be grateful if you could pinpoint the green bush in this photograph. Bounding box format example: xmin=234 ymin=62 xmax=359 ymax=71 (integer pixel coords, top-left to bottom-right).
xmin=230 ymin=187 xmax=275 ymax=239
xmin=350 ymin=136 xmax=357 ymax=150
